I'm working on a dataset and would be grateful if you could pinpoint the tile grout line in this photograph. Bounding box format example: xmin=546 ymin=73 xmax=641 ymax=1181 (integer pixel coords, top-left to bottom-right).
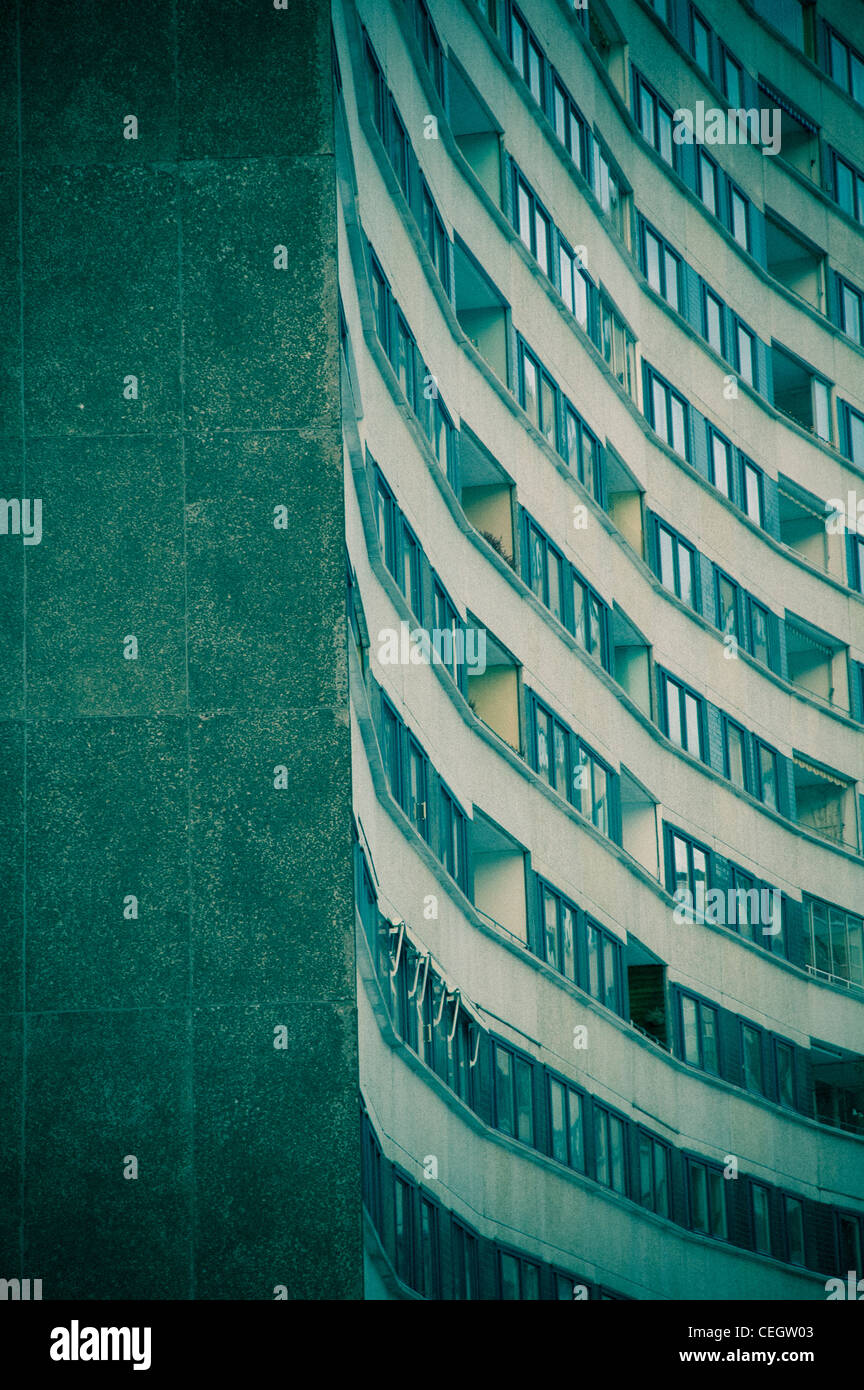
xmin=173 ymin=0 xmax=196 ymax=1303
xmin=15 ymin=0 xmax=28 ymax=1287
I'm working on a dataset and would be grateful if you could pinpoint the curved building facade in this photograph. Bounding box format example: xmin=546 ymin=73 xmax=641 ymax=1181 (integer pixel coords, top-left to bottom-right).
xmin=335 ymin=0 xmax=864 ymax=1299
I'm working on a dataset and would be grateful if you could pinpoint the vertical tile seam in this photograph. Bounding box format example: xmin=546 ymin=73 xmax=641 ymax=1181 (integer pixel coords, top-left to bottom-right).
xmin=173 ymin=0 xmax=196 ymax=1302
xmin=15 ymin=0 xmax=27 ymax=1286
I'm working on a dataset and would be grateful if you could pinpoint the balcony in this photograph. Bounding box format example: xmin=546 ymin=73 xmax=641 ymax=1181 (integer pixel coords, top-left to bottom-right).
xmin=619 ymin=767 xmax=659 ymax=877
xmin=765 ymin=209 xmax=826 ymax=313
xmin=459 ymin=425 xmax=517 ymax=567
xmin=466 ymin=622 xmax=522 ymax=753
xmin=611 ymin=609 xmax=652 ymax=718
xmin=626 ymin=937 xmax=669 ymax=1049
xmin=784 ymin=613 xmax=849 ymax=711
xmin=470 ymin=810 xmax=528 ymax=945
xmin=793 ymin=753 xmax=857 ymax=850
xmin=454 ymin=238 xmax=509 ymax=384
xmin=448 ymin=57 xmax=503 ymax=208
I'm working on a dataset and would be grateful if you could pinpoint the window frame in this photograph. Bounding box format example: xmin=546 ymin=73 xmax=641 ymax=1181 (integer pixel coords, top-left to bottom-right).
xmin=661 ymin=671 xmax=705 ymax=760
xmin=687 ymin=1157 xmax=728 ymax=1240
xmin=679 ymin=990 xmax=720 ymax=1075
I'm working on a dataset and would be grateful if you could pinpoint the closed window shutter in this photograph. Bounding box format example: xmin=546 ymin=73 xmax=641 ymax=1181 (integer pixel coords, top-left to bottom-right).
xmin=718 ymin=1007 xmax=742 ymax=1087
xmin=805 ymin=1199 xmax=838 ymax=1275
xmin=795 ymin=1045 xmax=815 ymax=1116
xmin=782 ymin=894 xmax=808 ymax=968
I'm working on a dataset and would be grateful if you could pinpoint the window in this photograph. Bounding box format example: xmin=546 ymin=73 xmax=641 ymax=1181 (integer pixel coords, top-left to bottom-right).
xmin=751 ymin=1184 xmax=772 ymax=1255
xmin=595 ymin=141 xmax=629 ymax=242
xmin=668 ymin=829 xmax=710 ymax=908
xmin=730 ymin=188 xmax=750 ymax=250
xmin=730 ymin=865 xmax=759 ymax=940
xmin=752 ymin=0 xmax=815 ymax=55
xmin=689 ymin=1160 xmax=727 ymax=1239
xmin=452 ymin=1220 xmax=479 ymax=1300
xmin=407 ymin=737 xmax=429 ymax=842
xmin=839 ymin=277 xmax=864 ymax=345
xmin=805 ymin=896 xmax=864 ymax=986
xmin=438 ymin=783 xmax=468 ymax=889
xmin=388 ymin=101 xmax=408 ymax=194
xmin=564 ymin=405 xmax=601 ymax=496
xmin=494 ymin=1043 xmax=535 ymax=1145
xmin=394 ymin=1176 xmax=415 ymax=1285
xmin=642 ymin=224 xmax=680 ymax=310
xmin=662 ymin=673 xmax=704 ymax=759
xmin=518 ymin=342 xmax=558 ymax=446
xmin=572 ymin=574 xmax=607 ymax=664
xmin=575 ymin=745 xmax=613 ymax=839
xmin=724 ymin=719 xmax=750 ymax=792
xmin=585 ymin=919 xmax=622 ymax=1010
xmin=747 ymin=598 xmax=771 ymax=666
xmin=648 ymin=370 xmax=689 ymax=458
xmin=832 ymin=151 xmax=864 ymax=223
xmin=657 ymin=521 xmax=696 ymax=607
xmin=635 ymin=74 xmax=675 ymax=166
xmin=680 ymin=993 xmax=720 ymax=1074
xmin=784 ymin=1195 xmax=805 ymax=1265
xmin=828 ymin=28 xmax=864 ymax=104
xmin=433 ymin=582 xmax=461 ymax=685
xmin=365 ymin=39 xmax=385 ymax=136
xmin=699 ymin=151 xmax=718 ymax=215
xmin=703 ymin=288 xmax=726 ymax=356
xmin=514 ymin=173 xmax=551 ymax=276
xmin=418 ymin=1197 xmax=440 ymax=1297
xmin=398 ymin=520 xmax=423 ymax=617
xmin=741 ymin=1022 xmax=766 ymax=1095
xmin=559 ymin=239 xmax=590 ymax=328
xmin=709 ymin=428 xmax=732 ymax=497
xmin=721 ymin=49 xmax=742 ymax=106
xmin=691 ymin=8 xmax=711 ymax=73
xmin=413 ymin=0 xmax=444 ymax=100
xmin=594 ymin=1104 xmax=626 ymax=1194
xmin=716 ymin=572 xmax=739 ymax=643
xmin=381 ymin=697 xmax=403 ymax=804
xmin=741 ymin=458 xmax=763 ymax=525
xmin=638 ymin=1132 xmax=670 ymax=1217
xmin=599 ymin=294 xmax=636 ymax=397
xmin=735 ymin=323 xmax=755 ymax=386
xmin=509 ymin=7 xmax=544 ymax=105
xmin=754 ymin=740 xmax=779 ymax=810
xmin=395 ymin=316 xmax=416 ymax=410
xmin=541 ymin=882 xmax=578 ymax=981
xmin=527 ymin=521 xmax=565 ymax=623
xmin=420 ymin=186 xmax=450 ymax=291
xmin=370 ymin=254 xmax=389 ymax=351
xmin=552 ymin=80 xmax=586 ymax=175
xmin=499 ymin=1250 xmax=541 ymax=1300
xmin=842 ymin=403 xmax=864 ymax=468
xmin=547 ymin=1075 xmax=585 ymax=1170
xmin=838 ymin=1214 xmax=862 ymax=1272
xmin=774 ymin=1039 xmax=796 ymax=1109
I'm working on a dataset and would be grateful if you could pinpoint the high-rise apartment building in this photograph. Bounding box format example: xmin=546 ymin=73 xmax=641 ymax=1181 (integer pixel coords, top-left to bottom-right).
xmin=3 ymin=0 xmax=863 ymax=1305
xmin=337 ymin=0 xmax=864 ymax=1299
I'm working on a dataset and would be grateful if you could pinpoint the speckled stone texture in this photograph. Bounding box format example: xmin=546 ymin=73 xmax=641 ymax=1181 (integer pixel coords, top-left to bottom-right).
xmin=0 ymin=0 xmax=361 ymax=1299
